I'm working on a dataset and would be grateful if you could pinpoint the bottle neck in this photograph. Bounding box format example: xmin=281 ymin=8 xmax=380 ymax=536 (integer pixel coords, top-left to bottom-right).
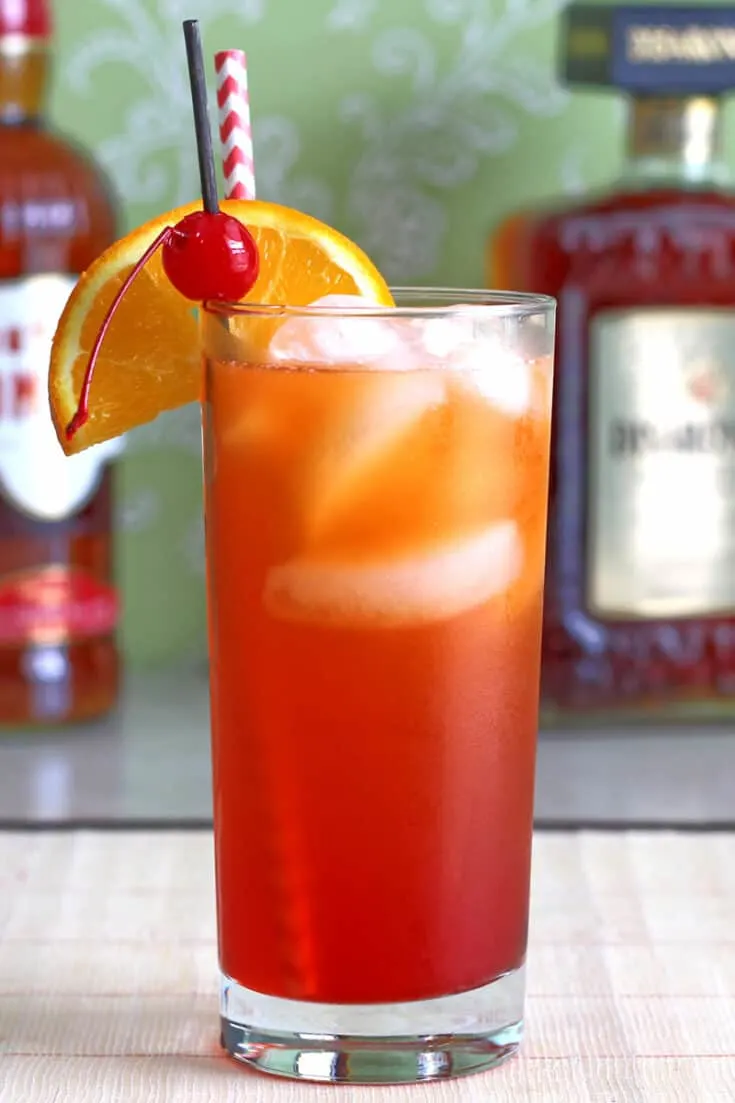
xmin=0 ymin=38 xmax=49 ymax=124
xmin=621 ymin=96 xmax=726 ymax=189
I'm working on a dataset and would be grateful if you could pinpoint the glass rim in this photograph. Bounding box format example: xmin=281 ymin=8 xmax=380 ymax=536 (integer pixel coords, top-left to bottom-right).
xmin=202 ymin=286 xmax=555 ymax=319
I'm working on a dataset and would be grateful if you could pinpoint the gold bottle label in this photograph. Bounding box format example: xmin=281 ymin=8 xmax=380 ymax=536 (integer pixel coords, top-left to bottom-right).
xmin=588 ymin=308 xmax=735 ymax=619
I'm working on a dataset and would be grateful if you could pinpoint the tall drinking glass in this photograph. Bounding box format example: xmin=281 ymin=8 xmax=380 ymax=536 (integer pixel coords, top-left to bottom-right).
xmin=200 ymin=289 xmax=555 ymax=1084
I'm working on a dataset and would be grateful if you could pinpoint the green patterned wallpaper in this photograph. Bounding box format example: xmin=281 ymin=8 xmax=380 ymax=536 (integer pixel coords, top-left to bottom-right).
xmin=48 ymin=0 xmax=735 ymax=664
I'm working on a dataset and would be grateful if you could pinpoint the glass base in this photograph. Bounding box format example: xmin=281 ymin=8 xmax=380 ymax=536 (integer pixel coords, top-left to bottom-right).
xmin=220 ymin=964 xmax=525 ymax=1084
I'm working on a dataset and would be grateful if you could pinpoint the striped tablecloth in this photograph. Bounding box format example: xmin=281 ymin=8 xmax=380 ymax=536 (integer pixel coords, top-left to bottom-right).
xmin=1 ymin=831 xmax=734 ymax=1102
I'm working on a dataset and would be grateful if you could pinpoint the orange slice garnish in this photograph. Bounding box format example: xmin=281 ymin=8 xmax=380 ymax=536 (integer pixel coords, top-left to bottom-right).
xmin=49 ymin=199 xmax=392 ymax=455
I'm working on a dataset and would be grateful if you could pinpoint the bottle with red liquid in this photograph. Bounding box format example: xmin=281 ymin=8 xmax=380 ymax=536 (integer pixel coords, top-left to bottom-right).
xmin=488 ymin=3 xmax=735 ymax=722
xmin=0 ymin=0 xmax=120 ymax=724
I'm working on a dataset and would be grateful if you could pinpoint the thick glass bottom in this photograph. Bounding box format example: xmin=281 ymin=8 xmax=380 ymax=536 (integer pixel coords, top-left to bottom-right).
xmin=220 ymin=964 xmax=525 ymax=1084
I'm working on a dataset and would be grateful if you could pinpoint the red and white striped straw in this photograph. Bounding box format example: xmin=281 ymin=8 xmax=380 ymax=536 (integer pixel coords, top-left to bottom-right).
xmin=214 ymin=49 xmax=256 ymax=200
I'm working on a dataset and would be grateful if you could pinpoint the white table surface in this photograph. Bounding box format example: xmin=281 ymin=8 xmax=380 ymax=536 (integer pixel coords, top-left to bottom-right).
xmin=2 ymin=830 xmax=734 ymax=1102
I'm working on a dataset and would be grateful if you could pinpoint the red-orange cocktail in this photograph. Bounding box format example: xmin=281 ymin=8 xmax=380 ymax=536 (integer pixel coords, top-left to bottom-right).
xmin=201 ymin=289 xmax=555 ymax=1082
xmin=44 ymin=13 xmax=551 ymax=1079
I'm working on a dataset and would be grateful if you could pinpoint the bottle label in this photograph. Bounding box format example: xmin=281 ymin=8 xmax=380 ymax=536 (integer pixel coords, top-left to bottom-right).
xmin=0 ymin=275 xmax=121 ymax=521
xmin=565 ymin=4 xmax=735 ymax=94
xmin=587 ymin=307 xmax=735 ymax=619
xmin=0 ymin=565 xmax=118 ymax=646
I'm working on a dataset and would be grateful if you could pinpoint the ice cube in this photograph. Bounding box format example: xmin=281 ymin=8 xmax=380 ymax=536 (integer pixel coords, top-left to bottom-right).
xmin=269 ymin=293 xmax=416 ymax=368
xmin=264 ymin=521 xmax=522 ymax=628
xmin=304 ymin=369 xmax=446 ymax=539
xmin=407 ymin=310 xmax=532 ymax=417
xmin=419 ymin=315 xmax=475 ymax=359
xmin=455 ymin=340 xmax=532 ymax=417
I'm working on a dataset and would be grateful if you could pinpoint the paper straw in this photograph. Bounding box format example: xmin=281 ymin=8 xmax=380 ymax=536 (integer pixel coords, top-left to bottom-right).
xmin=214 ymin=50 xmax=256 ymax=200
xmin=212 ymin=48 xmax=320 ymax=979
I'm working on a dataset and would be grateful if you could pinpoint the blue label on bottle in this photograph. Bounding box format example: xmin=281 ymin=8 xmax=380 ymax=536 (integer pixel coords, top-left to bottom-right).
xmin=564 ymin=4 xmax=735 ymax=93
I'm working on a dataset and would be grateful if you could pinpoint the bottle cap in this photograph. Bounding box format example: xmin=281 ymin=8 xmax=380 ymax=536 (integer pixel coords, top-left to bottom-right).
xmin=0 ymin=0 xmax=52 ymax=41
xmin=563 ymin=4 xmax=735 ymax=94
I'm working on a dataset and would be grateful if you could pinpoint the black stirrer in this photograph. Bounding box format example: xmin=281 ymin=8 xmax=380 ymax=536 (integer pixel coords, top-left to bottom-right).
xmin=183 ymin=19 xmax=219 ymax=214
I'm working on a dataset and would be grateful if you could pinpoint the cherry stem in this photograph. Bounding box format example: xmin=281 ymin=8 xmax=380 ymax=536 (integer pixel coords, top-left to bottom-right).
xmin=66 ymin=226 xmax=172 ymax=441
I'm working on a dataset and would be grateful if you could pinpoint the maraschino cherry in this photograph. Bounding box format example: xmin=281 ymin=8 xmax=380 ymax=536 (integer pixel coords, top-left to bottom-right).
xmin=65 ymin=210 xmax=259 ymax=441
xmin=163 ymin=210 xmax=260 ymax=302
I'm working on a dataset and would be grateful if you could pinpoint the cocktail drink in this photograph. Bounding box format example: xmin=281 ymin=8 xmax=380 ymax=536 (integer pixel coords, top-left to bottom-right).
xmin=47 ymin=17 xmax=555 ymax=1086
xmin=201 ymin=290 xmax=554 ymax=1077
xmin=52 ymin=272 xmax=553 ymax=1082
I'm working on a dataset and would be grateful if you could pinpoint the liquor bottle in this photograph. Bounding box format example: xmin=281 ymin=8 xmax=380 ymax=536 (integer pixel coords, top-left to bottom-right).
xmin=0 ymin=0 xmax=120 ymax=724
xmin=488 ymin=4 xmax=735 ymax=720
